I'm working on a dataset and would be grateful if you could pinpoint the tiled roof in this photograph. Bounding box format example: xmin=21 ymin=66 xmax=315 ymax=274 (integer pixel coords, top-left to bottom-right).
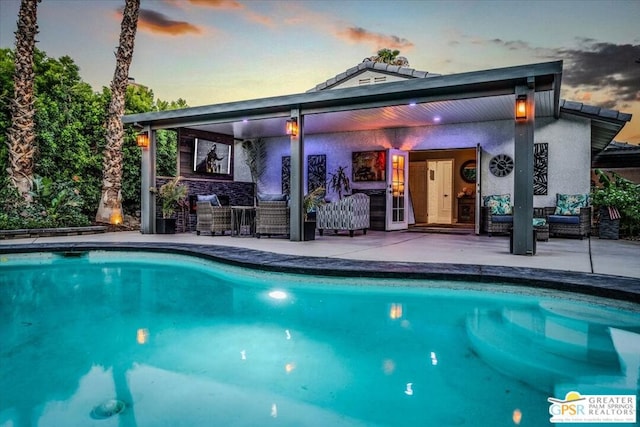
xmin=307 ymin=61 xmax=438 ymax=92
xmin=560 ymin=100 xmax=632 ymax=123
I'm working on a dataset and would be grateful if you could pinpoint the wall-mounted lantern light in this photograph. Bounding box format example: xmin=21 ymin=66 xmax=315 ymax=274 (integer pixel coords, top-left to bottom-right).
xmin=285 ymin=118 xmax=298 ymax=136
xmin=136 ymin=132 xmax=149 ymax=148
xmin=515 ymin=95 xmax=527 ymax=121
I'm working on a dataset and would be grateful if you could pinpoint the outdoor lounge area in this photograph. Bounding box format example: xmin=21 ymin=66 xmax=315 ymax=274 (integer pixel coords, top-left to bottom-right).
xmin=123 ymin=60 xmax=632 ymax=256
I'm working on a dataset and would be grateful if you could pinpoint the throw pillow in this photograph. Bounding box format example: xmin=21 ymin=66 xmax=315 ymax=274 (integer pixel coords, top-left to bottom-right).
xmin=483 ymin=194 xmax=512 ymax=215
xmin=554 ymin=193 xmax=588 ymax=215
xmin=257 ymin=193 xmax=288 ymax=203
xmin=197 ymin=194 xmax=221 ymax=207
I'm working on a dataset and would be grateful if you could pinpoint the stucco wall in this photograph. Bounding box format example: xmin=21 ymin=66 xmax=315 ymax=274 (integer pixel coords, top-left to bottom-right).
xmin=535 ymin=115 xmax=591 ymax=206
xmin=234 ymin=116 xmax=592 ymax=206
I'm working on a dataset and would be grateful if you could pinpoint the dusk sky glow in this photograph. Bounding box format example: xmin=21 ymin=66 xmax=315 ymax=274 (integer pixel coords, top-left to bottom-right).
xmin=1 ymin=0 xmax=639 ymax=143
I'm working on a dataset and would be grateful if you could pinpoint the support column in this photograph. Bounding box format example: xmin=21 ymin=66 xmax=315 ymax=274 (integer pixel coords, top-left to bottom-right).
xmin=140 ymin=126 xmax=157 ymax=234
xmin=289 ymin=109 xmax=304 ymax=241
xmin=513 ymin=81 xmax=535 ymax=254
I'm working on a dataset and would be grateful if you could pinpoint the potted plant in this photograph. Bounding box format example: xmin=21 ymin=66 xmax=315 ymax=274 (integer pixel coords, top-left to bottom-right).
xmin=329 ymin=165 xmax=351 ymax=200
xmin=151 ymin=176 xmax=188 ymax=234
xmin=303 ymin=186 xmax=326 ymax=240
xmin=591 ymin=169 xmax=639 ymax=239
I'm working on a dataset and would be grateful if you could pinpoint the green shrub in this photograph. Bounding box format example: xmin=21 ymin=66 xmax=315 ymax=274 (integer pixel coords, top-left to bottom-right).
xmin=592 ymin=169 xmax=640 ymax=237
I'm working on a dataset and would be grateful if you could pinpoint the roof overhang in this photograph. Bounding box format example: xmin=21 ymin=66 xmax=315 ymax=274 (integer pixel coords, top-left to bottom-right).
xmin=560 ymin=100 xmax=633 ymax=154
xmin=123 ymin=61 xmax=564 ymax=139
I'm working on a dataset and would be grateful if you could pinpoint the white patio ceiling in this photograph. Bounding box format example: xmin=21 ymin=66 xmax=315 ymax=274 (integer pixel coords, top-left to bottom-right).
xmin=186 ymin=91 xmax=558 ymax=140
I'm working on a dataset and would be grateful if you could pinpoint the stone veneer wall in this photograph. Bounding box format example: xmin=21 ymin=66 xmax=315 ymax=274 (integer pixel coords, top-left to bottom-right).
xmin=155 ymin=177 xmax=255 ymax=232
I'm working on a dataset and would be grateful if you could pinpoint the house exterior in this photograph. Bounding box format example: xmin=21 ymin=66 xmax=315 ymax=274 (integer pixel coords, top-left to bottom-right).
xmin=123 ymin=60 xmax=631 ymax=254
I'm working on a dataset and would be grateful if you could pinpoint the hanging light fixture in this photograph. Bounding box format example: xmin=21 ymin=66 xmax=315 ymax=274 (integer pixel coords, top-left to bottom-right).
xmin=515 ymin=95 xmax=527 ymax=121
xmin=136 ymin=132 xmax=149 ymax=148
xmin=285 ymin=118 xmax=298 ymax=136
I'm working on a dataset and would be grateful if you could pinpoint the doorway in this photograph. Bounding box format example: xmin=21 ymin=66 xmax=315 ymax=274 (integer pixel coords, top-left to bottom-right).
xmin=408 ymin=149 xmax=476 ymax=228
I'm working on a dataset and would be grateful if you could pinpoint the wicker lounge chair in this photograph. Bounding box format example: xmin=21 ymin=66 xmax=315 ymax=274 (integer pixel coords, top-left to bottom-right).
xmin=196 ymin=201 xmax=232 ymax=236
xmin=544 ymin=206 xmax=591 ymax=239
xmin=481 ymin=206 xmax=512 ymax=236
xmin=481 ymin=194 xmax=513 ymax=236
xmin=543 ymin=193 xmax=591 ymax=239
xmin=255 ymin=200 xmax=290 ymax=238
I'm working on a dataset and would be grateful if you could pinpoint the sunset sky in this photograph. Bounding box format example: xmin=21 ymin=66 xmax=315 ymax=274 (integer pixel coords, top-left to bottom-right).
xmin=1 ymin=0 xmax=639 ymax=144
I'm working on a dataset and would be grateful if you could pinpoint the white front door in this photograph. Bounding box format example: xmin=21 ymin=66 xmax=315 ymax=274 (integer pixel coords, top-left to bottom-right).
xmin=427 ymin=159 xmax=453 ymax=224
xmin=385 ymin=149 xmax=409 ymax=230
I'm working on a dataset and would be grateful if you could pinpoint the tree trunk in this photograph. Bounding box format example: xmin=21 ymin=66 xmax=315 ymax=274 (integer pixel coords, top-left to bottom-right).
xmin=95 ymin=0 xmax=140 ymax=224
xmin=6 ymin=0 xmax=40 ymax=202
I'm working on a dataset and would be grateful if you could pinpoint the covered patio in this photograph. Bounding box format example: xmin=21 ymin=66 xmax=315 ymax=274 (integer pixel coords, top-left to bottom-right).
xmin=122 ymin=60 xmax=628 ymax=255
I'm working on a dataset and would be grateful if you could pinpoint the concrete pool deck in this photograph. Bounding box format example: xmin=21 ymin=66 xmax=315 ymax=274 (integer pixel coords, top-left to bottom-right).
xmin=1 ymin=230 xmax=639 ymax=302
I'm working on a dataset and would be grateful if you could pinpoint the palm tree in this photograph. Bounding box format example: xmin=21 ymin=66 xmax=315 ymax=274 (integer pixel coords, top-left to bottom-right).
xmin=96 ymin=0 xmax=141 ymax=224
xmin=6 ymin=0 xmax=40 ymax=202
xmin=364 ymin=48 xmax=409 ymax=67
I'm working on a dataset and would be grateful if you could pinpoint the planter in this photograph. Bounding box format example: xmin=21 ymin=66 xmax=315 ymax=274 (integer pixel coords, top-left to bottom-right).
xmin=304 ymin=221 xmax=316 ymax=241
xmin=598 ymin=207 xmax=619 ymax=240
xmin=156 ymin=218 xmax=177 ymax=234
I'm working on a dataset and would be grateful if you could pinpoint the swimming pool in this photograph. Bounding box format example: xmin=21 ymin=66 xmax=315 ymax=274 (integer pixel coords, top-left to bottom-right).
xmin=1 ymin=250 xmax=638 ymax=426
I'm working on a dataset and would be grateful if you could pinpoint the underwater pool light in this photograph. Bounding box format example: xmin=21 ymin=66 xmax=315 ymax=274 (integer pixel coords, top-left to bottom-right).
xmin=268 ymin=290 xmax=288 ymax=300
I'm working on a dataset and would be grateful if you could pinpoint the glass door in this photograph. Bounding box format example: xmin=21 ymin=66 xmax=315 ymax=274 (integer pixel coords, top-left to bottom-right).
xmin=386 ymin=149 xmax=409 ymax=230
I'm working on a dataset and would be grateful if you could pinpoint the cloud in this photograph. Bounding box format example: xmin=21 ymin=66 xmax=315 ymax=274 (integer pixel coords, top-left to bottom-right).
xmin=166 ymin=0 xmax=275 ymax=28
xmin=137 ymin=9 xmax=204 ymax=36
xmin=188 ymin=0 xmax=243 ymax=10
xmin=338 ymin=26 xmax=414 ymax=50
xmin=456 ymin=33 xmax=639 ymax=109
xmin=556 ymin=41 xmax=640 ymax=103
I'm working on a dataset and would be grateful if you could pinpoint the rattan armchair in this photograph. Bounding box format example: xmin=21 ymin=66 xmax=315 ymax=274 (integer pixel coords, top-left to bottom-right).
xmin=544 ymin=206 xmax=591 ymax=239
xmin=481 ymin=206 xmax=512 ymax=236
xmin=255 ymin=200 xmax=290 ymax=238
xmin=196 ymin=201 xmax=232 ymax=236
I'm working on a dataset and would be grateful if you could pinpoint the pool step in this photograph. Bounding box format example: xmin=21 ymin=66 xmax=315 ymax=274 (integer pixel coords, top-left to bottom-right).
xmin=466 ymin=309 xmax=622 ymax=392
xmin=501 ymin=308 xmax=619 ymax=366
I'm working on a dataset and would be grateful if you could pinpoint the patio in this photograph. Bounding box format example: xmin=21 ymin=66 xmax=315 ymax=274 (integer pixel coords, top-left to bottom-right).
xmin=1 ymin=230 xmax=639 ymax=300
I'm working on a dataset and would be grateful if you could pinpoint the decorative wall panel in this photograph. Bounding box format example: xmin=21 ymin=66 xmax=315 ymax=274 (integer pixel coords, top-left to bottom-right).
xmin=307 ymin=154 xmax=326 ymax=194
xmin=534 ymin=143 xmax=548 ymax=195
xmin=282 ymin=156 xmax=290 ymax=195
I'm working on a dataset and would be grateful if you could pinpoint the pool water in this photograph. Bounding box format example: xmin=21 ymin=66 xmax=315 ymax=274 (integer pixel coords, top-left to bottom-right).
xmin=1 ymin=251 xmax=638 ymax=426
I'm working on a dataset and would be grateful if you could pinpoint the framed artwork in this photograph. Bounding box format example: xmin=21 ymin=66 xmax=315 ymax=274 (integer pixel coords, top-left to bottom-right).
xmin=281 ymin=156 xmax=290 ymax=195
xmin=534 ymin=143 xmax=548 ymax=195
xmin=193 ymin=138 xmax=232 ymax=176
xmin=307 ymin=154 xmax=326 ymax=194
xmin=352 ymin=150 xmax=386 ymax=182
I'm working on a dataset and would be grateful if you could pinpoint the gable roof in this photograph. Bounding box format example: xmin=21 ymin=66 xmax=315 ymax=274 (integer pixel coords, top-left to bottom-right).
xmin=307 ymin=60 xmax=438 ymax=92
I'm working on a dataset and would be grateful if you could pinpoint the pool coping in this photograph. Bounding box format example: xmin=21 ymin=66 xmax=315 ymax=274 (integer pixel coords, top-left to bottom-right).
xmin=2 ymin=242 xmax=639 ymax=304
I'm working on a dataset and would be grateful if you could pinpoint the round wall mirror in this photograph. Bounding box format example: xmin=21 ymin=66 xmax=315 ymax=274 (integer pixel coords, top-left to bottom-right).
xmin=460 ymin=160 xmax=476 ymax=183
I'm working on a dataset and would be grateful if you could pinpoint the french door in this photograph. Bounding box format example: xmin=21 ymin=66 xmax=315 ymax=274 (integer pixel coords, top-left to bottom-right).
xmin=385 ymin=149 xmax=409 ymax=230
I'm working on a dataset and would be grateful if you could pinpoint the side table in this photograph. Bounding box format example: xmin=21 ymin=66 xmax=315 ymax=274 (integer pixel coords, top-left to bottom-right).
xmin=231 ymin=206 xmax=256 ymax=237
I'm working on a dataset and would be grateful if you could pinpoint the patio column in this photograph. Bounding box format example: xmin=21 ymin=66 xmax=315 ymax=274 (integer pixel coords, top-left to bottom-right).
xmin=289 ymin=109 xmax=304 ymax=241
xmin=140 ymin=126 xmax=157 ymax=234
xmin=513 ymin=81 xmax=535 ymax=255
